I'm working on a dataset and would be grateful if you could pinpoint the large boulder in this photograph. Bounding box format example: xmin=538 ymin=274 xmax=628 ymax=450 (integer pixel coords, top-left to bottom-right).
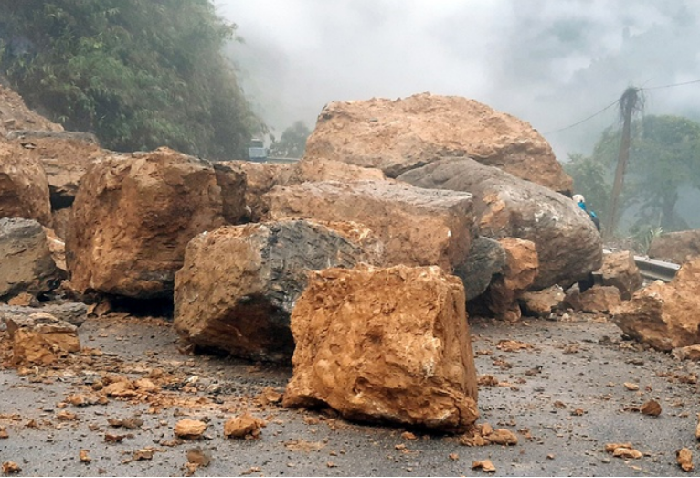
xmin=648 ymin=230 xmax=700 ymax=265
xmin=283 ymin=265 xmax=479 ymax=433
xmin=455 ymin=237 xmax=506 ymax=301
xmin=0 ymin=218 xmax=60 ymax=301
xmin=303 ymin=92 xmax=572 ymax=194
xmin=398 ymin=158 xmax=602 ymax=289
xmin=6 ymin=131 xmax=103 ymax=210
xmin=0 ymin=142 xmax=52 ymax=226
xmin=214 ymin=161 xmax=293 ymax=223
xmin=612 ymin=258 xmax=700 ymax=351
xmin=0 ymin=302 xmax=88 ymax=327
xmin=267 ymin=180 xmax=474 ymax=271
xmin=595 ymin=251 xmax=642 ymax=300
xmin=66 ymin=148 xmax=225 ymax=299
xmin=564 ymin=285 xmax=621 ymax=314
xmin=174 ymin=220 xmax=365 ymax=362
xmin=287 ymin=157 xmax=386 ymax=184
xmin=469 ymin=238 xmax=538 ymax=322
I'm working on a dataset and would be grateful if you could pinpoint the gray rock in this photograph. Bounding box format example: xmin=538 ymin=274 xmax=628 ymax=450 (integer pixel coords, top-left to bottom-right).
xmin=455 ymin=237 xmax=506 ymax=301
xmin=0 ymin=302 xmax=88 ymax=327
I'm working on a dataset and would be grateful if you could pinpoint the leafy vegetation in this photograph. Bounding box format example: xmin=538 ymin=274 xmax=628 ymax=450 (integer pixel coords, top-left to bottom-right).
xmin=0 ymin=1 xmax=263 ymax=159
xmin=269 ymin=121 xmax=311 ymax=158
xmin=565 ymin=114 xmax=700 ymax=235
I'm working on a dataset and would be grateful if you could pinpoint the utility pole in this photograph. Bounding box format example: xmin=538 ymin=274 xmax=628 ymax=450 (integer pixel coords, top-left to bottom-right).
xmin=605 ymin=87 xmax=640 ymax=238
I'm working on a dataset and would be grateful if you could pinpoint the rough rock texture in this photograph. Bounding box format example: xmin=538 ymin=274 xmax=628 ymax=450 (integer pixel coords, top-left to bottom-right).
xmin=223 ymin=413 xmax=265 ymax=440
xmin=596 ymin=251 xmax=642 ymax=300
xmin=564 ymin=285 xmax=621 ymax=313
xmin=0 ymin=142 xmax=52 ymax=226
xmin=44 ymin=227 xmax=66 ymax=271
xmin=519 ymin=287 xmax=566 ymax=317
xmin=673 ymin=345 xmax=700 ymax=361
xmin=648 ymin=230 xmax=700 ymax=265
xmin=283 ymin=265 xmax=479 ymax=433
xmin=7 ymin=132 xmax=103 ymax=209
xmin=304 ymin=92 xmax=572 ymax=193
xmin=214 ymin=161 xmax=293 ymax=223
xmin=287 ymin=157 xmax=387 ymax=184
xmin=5 ymin=312 xmax=80 ymax=366
xmin=455 ymin=237 xmax=506 ymax=301
xmin=174 ymin=221 xmax=364 ymax=362
xmin=0 ymin=83 xmax=63 ymax=136
xmin=0 ymin=302 xmax=88 ymax=327
xmin=213 ymin=163 xmax=247 ymax=225
xmin=309 ymin=220 xmax=386 ymax=266
xmin=67 ymin=148 xmax=225 ymax=299
xmin=0 ymin=218 xmax=59 ymax=300
xmin=612 ymin=258 xmax=700 ymax=351
xmin=476 ymin=238 xmax=538 ymax=322
xmin=268 ymin=180 xmax=473 ymax=271
xmin=398 ymin=158 xmax=602 ymax=289
xmin=51 ymin=207 xmax=71 ymax=240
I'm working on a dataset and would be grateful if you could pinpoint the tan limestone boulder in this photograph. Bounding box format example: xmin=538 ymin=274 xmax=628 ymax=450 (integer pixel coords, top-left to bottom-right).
xmin=174 ymin=220 xmax=365 ymax=362
xmin=519 ymin=287 xmax=565 ymax=317
xmin=596 ymin=251 xmax=642 ymax=300
xmin=648 ymin=230 xmax=700 ymax=265
xmin=399 ymin=158 xmax=601 ymax=289
xmin=471 ymin=238 xmax=538 ymax=322
xmin=304 ymin=92 xmax=572 ymax=194
xmin=66 ymin=148 xmax=225 ymax=299
xmin=0 ymin=218 xmax=60 ymax=301
xmin=283 ymin=265 xmax=479 ymax=433
xmin=268 ymin=180 xmax=473 ymax=271
xmin=564 ymin=285 xmax=621 ymax=313
xmin=5 ymin=312 xmax=80 ymax=366
xmin=214 ymin=161 xmax=293 ymax=223
xmin=612 ymin=258 xmax=700 ymax=351
xmin=287 ymin=157 xmax=386 ymax=184
xmin=0 ymin=142 xmax=52 ymax=226
xmin=7 ymin=131 xmax=103 ymax=208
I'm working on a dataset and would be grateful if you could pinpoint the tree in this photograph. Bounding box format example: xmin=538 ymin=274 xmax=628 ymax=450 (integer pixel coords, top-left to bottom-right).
xmin=566 ymin=114 xmax=700 ymax=235
xmin=269 ymin=121 xmax=311 ymax=158
xmin=0 ymin=1 xmax=263 ymax=159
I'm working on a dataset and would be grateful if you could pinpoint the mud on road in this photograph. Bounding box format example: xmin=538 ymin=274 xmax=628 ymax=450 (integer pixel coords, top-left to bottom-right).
xmin=1 ymin=313 xmax=699 ymax=476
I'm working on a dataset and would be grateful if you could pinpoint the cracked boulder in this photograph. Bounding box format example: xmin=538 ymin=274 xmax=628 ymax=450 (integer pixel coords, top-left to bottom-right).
xmin=0 ymin=142 xmax=52 ymax=226
xmin=174 ymin=220 xmax=365 ymax=362
xmin=283 ymin=265 xmax=479 ymax=433
xmin=268 ymin=179 xmax=473 ymax=272
xmin=398 ymin=158 xmax=601 ymax=289
xmin=612 ymin=258 xmax=700 ymax=351
xmin=66 ymin=148 xmax=225 ymax=299
xmin=0 ymin=218 xmax=60 ymax=301
xmin=596 ymin=251 xmax=642 ymax=300
xmin=5 ymin=312 xmax=80 ymax=366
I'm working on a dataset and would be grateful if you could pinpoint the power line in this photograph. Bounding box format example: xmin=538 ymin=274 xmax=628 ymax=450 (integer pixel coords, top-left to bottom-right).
xmin=641 ymin=78 xmax=700 ymax=91
xmin=542 ymin=99 xmax=620 ymax=134
xmin=543 ymin=77 xmax=700 ymax=135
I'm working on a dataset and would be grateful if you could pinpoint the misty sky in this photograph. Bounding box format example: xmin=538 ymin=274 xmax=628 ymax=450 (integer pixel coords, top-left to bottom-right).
xmin=217 ymin=0 xmax=700 ymax=160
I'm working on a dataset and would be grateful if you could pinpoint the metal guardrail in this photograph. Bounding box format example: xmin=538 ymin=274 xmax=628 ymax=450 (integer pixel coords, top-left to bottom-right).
xmin=633 ymin=255 xmax=680 ymax=282
xmin=603 ymin=248 xmax=680 ymax=282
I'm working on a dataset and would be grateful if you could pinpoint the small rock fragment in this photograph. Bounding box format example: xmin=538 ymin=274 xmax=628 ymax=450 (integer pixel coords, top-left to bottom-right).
xmin=0 ymin=427 xmax=8 ymax=439
xmin=449 ymin=453 xmax=459 ymax=461
xmin=401 ymin=431 xmax=418 ymax=441
xmin=186 ymin=448 xmax=211 ymax=467
xmin=472 ymin=460 xmax=496 ymax=472
xmin=640 ymin=400 xmax=662 ymax=417
xmin=2 ymin=462 xmax=21 ymax=473
xmin=606 ymin=443 xmax=643 ymax=460
xmin=79 ymin=450 xmax=91 ymax=463
xmin=256 ymin=387 xmax=283 ymax=407
xmin=623 ymin=382 xmax=640 ymax=391
xmin=104 ymin=433 xmax=126 ymax=443
xmin=326 ymin=461 xmax=337 ymax=468
xmin=133 ymin=449 xmax=154 ymax=461
xmin=696 ymin=413 xmax=700 ymax=440
xmin=224 ymin=413 xmax=265 ymax=440
xmin=56 ymin=410 xmax=77 ymax=421
xmin=677 ymin=448 xmax=694 ymax=472
xmin=174 ymin=419 xmax=207 ymax=440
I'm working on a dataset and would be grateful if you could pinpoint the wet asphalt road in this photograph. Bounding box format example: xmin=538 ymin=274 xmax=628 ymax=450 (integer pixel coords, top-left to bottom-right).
xmin=1 ymin=314 xmax=699 ymax=476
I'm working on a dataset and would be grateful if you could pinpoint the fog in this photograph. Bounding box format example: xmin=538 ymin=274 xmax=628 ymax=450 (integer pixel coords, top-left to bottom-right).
xmin=216 ymin=0 xmax=700 ymax=160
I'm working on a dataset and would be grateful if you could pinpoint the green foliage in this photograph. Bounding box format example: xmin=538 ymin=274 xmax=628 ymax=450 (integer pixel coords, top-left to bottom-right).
xmin=269 ymin=121 xmax=311 ymax=158
xmin=567 ymin=114 xmax=700 ymax=235
xmin=0 ymin=0 xmax=262 ymax=159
